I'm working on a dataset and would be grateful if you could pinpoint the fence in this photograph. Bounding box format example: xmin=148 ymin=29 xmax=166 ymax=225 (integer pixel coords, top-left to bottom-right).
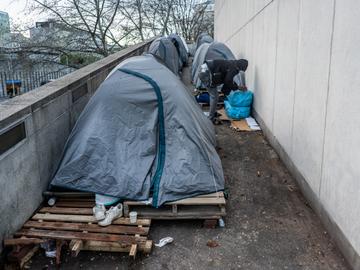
xmin=0 ymin=70 xmax=70 ymax=98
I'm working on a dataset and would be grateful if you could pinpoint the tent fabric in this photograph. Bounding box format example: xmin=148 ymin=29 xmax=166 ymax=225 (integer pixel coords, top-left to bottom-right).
xmin=192 ymin=42 xmax=236 ymax=89
xmin=148 ymin=37 xmax=180 ymax=75
xmin=205 ymin=42 xmax=236 ymax=61
xmin=50 ymin=54 xmax=224 ymax=207
xmin=179 ymin=36 xmax=189 ymax=53
xmin=168 ymin=33 xmax=189 ymax=67
xmin=192 ymin=43 xmax=211 ymax=86
xmin=196 ymin=33 xmax=214 ymax=50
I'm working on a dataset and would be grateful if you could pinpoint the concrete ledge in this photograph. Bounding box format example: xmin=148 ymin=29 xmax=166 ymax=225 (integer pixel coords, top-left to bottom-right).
xmin=253 ymin=109 xmax=359 ymax=270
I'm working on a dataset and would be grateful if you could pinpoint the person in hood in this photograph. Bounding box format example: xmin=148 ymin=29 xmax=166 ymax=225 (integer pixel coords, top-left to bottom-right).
xmin=198 ymin=59 xmax=248 ymax=123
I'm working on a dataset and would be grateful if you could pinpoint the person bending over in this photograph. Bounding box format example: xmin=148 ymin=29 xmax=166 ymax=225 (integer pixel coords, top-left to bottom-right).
xmin=199 ymin=59 xmax=248 ymax=122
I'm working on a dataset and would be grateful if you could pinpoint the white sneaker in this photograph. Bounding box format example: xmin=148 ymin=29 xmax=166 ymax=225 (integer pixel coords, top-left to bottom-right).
xmin=98 ymin=203 xmax=123 ymax=227
xmin=93 ymin=204 xmax=106 ymax=221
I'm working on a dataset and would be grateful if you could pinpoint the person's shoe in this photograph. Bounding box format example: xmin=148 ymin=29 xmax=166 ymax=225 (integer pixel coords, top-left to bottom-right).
xmin=98 ymin=203 xmax=123 ymax=227
xmin=93 ymin=204 xmax=106 ymax=221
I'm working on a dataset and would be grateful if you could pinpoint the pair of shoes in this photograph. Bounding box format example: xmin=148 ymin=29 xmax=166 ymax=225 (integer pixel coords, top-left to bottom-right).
xmin=92 ymin=203 xmax=123 ymax=226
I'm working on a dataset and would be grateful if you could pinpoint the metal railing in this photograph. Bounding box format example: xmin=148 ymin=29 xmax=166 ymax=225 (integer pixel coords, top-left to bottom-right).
xmin=0 ymin=70 xmax=70 ymax=98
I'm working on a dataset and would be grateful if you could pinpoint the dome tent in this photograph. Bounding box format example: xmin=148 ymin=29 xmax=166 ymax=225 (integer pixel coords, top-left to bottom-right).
xmin=192 ymin=42 xmax=236 ymax=89
xmin=168 ymin=33 xmax=189 ymax=68
xmin=50 ymin=55 xmax=224 ymax=207
xmin=192 ymin=42 xmax=211 ymax=84
xmin=195 ymin=33 xmax=214 ymax=50
xmin=148 ymin=37 xmax=180 ymax=75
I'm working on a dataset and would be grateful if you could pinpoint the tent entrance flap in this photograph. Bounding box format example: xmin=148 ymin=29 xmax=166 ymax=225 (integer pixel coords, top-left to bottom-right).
xmin=118 ymin=68 xmax=166 ymax=208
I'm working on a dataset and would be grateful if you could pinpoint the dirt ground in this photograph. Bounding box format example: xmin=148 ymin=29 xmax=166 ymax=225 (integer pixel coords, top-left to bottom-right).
xmin=26 ymin=124 xmax=350 ymax=270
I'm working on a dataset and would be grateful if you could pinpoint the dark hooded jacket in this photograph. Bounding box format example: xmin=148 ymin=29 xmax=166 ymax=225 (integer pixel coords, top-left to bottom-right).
xmin=205 ymin=59 xmax=248 ymax=95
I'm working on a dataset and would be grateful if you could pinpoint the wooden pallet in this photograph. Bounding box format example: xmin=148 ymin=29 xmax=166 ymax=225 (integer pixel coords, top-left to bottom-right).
xmin=4 ymin=198 xmax=152 ymax=267
xmin=124 ymin=192 xmax=226 ymax=220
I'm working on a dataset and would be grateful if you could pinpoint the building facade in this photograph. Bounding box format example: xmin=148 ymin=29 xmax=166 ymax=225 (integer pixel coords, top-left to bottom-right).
xmin=215 ymin=0 xmax=360 ymax=269
xmin=0 ymin=11 xmax=10 ymax=38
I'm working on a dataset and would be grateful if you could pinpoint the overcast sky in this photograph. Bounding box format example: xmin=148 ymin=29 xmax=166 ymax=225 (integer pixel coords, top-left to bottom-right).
xmin=0 ymin=0 xmax=36 ymax=29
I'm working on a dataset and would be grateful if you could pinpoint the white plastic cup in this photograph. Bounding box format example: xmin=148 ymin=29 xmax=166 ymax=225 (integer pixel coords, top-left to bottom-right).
xmin=129 ymin=211 xmax=137 ymax=224
xmin=47 ymin=197 xmax=56 ymax=206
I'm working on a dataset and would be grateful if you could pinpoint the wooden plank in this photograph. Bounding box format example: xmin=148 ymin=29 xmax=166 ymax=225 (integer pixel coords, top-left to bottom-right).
xmin=7 ymin=245 xmax=39 ymax=268
xmin=15 ymin=229 xmax=146 ymax=244
xmin=23 ymin=221 xmax=149 ymax=235
xmin=69 ymin=240 xmax=83 ymax=257
xmin=143 ymin=240 xmax=153 ymax=254
xmin=124 ymin=205 xmax=226 ymax=220
xmin=20 ymin=245 xmax=39 ymax=269
xmin=129 ymin=244 xmax=137 ymax=258
xmin=83 ymin=240 xmax=152 ymax=254
xmin=196 ymin=192 xmax=224 ymax=198
xmin=56 ymin=240 xmax=65 ymax=265
xmin=166 ymin=197 xmax=226 ymax=205
xmin=4 ymin=238 xmax=46 ymax=246
xmin=32 ymin=214 xmax=151 ymax=226
xmin=125 ymin=197 xmax=225 ymax=206
xmin=133 ymin=214 xmax=222 ymax=220
xmin=125 ymin=193 xmax=225 ymax=206
xmin=39 ymin=207 xmax=93 ymax=215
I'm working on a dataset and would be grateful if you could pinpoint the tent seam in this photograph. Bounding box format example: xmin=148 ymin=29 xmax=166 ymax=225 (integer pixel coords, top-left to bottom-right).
xmin=118 ymin=68 xmax=166 ymax=208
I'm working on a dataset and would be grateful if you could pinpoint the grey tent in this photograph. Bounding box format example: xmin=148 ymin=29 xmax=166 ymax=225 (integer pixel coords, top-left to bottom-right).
xmin=168 ymin=33 xmax=189 ymax=68
xmin=50 ymin=54 xmax=224 ymax=207
xmin=192 ymin=42 xmax=236 ymax=88
xmin=192 ymin=43 xmax=211 ymax=84
xmin=196 ymin=33 xmax=214 ymax=50
xmin=148 ymin=37 xmax=180 ymax=75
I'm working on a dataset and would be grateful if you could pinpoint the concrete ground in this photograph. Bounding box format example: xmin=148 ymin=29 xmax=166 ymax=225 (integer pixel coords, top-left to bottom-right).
xmin=27 ymin=125 xmax=349 ymax=270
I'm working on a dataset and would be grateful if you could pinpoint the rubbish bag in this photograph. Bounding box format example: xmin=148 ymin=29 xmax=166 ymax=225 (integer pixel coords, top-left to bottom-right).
xmin=224 ymin=101 xmax=251 ymax=119
xmin=227 ymin=90 xmax=253 ymax=107
xmin=224 ymin=90 xmax=253 ymax=119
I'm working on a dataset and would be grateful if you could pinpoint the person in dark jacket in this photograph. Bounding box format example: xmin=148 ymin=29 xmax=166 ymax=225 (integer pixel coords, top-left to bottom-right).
xmin=199 ymin=59 xmax=248 ymax=122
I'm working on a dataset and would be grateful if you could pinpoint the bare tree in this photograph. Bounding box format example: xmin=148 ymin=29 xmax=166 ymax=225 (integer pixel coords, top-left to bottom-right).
xmin=32 ymin=0 xmax=126 ymax=56
xmin=170 ymin=0 xmax=213 ymax=41
xmin=1 ymin=0 xmax=213 ymax=74
xmin=119 ymin=0 xmax=213 ymax=42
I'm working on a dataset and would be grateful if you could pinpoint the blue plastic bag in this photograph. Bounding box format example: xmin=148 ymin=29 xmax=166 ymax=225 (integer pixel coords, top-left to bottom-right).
xmin=196 ymin=92 xmax=210 ymax=104
xmin=227 ymin=90 xmax=253 ymax=107
xmin=224 ymin=101 xmax=251 ymax=119
xmin=224 ymin=90 xmax=253 ymax=119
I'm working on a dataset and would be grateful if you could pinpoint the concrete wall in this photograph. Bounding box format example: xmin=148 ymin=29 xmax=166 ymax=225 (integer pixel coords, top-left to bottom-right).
xmin=0 ymin=39 xmax=153 ymax=253
xmin=215 ymin=0 xmax=360 ymax=268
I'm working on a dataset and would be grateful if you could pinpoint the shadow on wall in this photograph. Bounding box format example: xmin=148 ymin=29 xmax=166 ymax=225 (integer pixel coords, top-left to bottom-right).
xmin=253 ymin=66 xmax=258 ymax=106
